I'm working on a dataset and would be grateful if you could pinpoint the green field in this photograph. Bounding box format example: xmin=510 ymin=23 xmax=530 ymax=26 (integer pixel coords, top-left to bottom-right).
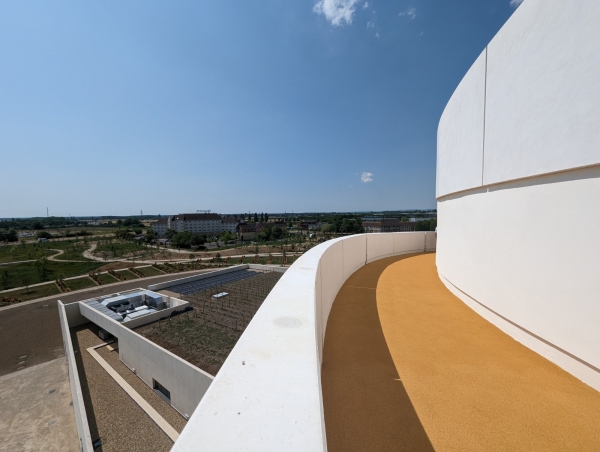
xmin=0 ymin=243 xmax=56 ymax=264
xmin=94 ymin=240 xmax=149 ymax=259
xmin=0 ymin=260 xmax=104 ymax=291
xmin=114 ymin=269 xmax=138 ymax=281
xmin=136 ymin=266 xmax=164 ymax=277
xmin=97 ymin=273 xmax=119 ymax=284
xmin=65 ymin=276 xmax=98 ymax=291
xmin=0 ymin=282 xmax=61 ymax=304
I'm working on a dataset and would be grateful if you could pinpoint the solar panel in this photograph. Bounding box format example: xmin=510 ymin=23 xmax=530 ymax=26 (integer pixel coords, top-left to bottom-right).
xmin=167 ymin=270 xmax=264 ymax=296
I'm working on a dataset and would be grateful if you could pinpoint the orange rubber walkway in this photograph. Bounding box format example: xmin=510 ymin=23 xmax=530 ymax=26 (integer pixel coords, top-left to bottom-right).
xmin=322 ymin=253 xmax=600 ymax=451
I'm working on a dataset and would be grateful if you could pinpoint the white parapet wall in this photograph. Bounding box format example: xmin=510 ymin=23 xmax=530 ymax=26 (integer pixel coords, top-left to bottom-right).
xmin=437 ymin=0 xmax=600 ymax=390
xmin=171 ymin=232 xmax=435 ymax=452
xmin=79 ymin=301 xmax=214 ymax=418
xmin=58 ymin=301 xmax=94 ymax=452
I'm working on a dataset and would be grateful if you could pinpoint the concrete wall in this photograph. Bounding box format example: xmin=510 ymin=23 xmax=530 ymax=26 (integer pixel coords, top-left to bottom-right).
xmin=58 ymin=302 xmax=93 ymax=451
xmin=79 ymin=302 xmax=213 ymax=418
xmin=437 ymin=0 xmax=600 ymax=391
xmin=172 ymin=232 xmax=435 ymax=452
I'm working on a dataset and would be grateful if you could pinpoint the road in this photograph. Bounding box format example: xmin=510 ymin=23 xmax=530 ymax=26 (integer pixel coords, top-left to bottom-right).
xmin=0 ymin=269 xmax=215 ymax=377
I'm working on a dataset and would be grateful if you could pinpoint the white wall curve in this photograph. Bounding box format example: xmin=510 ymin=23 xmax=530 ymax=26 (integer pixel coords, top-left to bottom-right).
xmin=437 ymin=0 xmax=600 ymax=391
xmin=171 ymin=232 xmax=435 ymax=452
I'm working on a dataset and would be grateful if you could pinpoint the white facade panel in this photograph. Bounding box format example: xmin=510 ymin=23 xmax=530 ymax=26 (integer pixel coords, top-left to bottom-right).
xmin=483 ymin=0 xmax=600 ymax=185
xmin=437 ymin=167 xmax=600 ymax=389
xmin=437 ymin=50 xmax=486 ymax=197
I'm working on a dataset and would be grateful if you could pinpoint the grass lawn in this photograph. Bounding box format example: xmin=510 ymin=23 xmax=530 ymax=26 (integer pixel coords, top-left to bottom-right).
xmin=65 ymin=276 xmax=98 ymax=291
xmin=97 ymin=273 xmax=119 ymax=284
xmin=0 ymin=260 xmax=104 ymax=291
xmin=0 ymin=243 xmax=56 ymax=264
xmin=94 ymin=240 xmax=150 ymax=259
xmin=0 ymin=283 xmax=61 ymax=303
xmin=114 ymin=269 xmax=138 ymax=280
xmin=136 ymin=266 xmax=164 ymax=277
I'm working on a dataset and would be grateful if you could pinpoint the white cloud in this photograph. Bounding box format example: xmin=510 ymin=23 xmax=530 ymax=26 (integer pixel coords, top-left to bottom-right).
xmin=313 ymin=0 xmax=361 ymax=26
xmin=367 ymin=20 xmax=375 ymax=28
xmin=509 ymin=0 xmax=524 ymax=7
xmin=399 ymin=7 xmax=417 ymax=19
xmin=375 ymin=32 xmax=380 ymax=38
xmin=363 ymin=2 xmax=369 ymax=9
xmin=361 ymin=172 xmax=374 ymax=183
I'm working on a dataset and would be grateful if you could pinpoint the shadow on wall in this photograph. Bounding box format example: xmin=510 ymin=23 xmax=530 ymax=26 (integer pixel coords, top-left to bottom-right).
xmin=70 ymin=323 xmax=101 ymax=445
xmin=321 ymin=254 xmax=434 ymax=452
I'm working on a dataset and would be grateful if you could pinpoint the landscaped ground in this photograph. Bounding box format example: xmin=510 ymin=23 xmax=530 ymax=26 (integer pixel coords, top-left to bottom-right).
xmin=137 ymin=271 xmax=282 ymax=375
xmin=0 ymin=260 xmax=103 ymax=291
xmin=0 ymin=243 xmax=56 ymax=264
xmin=114 ymin=269 xmax=138 ymax=280
xmin=0 ymin=283 xmax=61 ymax=305
xmin=136 ymin=266 xmax=165 ymax=277
xmin=65 ymin=276 xmax=98 ymax=291
xmin=97 ymin=273 xmax=119 ymax=285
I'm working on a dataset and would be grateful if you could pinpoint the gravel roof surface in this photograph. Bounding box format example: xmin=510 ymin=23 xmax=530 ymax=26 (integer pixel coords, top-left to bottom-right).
xmin=71 ymin=325 xmax=174 ymax=452
xmin=96 ymin=345 xmax=187 ymax=433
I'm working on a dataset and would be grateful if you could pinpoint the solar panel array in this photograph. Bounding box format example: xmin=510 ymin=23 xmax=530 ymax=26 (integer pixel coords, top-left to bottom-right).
xmin=166 ymin=269 xmax=265 ymax=296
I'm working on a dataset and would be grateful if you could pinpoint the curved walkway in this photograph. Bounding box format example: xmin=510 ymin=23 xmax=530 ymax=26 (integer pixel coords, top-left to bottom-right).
xmin=322 ymin=253 xmax=600 ymax=451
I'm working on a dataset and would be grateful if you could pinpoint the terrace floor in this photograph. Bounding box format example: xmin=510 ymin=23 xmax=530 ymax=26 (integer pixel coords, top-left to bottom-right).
xmin=322 ymin=253 xmax=600 ymax=452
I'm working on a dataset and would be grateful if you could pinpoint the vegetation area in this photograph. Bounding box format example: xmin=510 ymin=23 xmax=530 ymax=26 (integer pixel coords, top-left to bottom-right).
xmin=65 ymin=276 xmax=98 ymax=291
xmin=0 ymin=242 xmax=56 ymax=263
xmin=114 ymin=269 xmax=138 ymax=281
xmin=0 ymin=260 xmax=103 ymax=291
xmin=414 ymin=218 xmax=437 ymax=231
xmin=96 ymin=273 xmax=118 ymax=285
xmin=136 ymin=266 xmax=165 ymax=277
xmin=94 ymin=239 xmax=150 ymax=260
xmin=0 ymin=283 xmax=61 ymax=305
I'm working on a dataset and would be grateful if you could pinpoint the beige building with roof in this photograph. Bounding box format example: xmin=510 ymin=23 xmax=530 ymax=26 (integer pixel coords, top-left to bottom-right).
xmin=152 ymin=214 xmax=239 ymax=238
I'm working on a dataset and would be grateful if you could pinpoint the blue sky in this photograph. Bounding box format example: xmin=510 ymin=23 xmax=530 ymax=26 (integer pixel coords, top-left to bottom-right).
xmin=0 ymin=0 xmax=522 ymax=217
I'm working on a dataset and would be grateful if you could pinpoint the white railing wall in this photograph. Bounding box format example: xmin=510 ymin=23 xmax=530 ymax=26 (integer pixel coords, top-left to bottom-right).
xmin=58 ymin=301 xmax=94 ymax=452
xmin=172 ymin=232 xmax=435 ymax=452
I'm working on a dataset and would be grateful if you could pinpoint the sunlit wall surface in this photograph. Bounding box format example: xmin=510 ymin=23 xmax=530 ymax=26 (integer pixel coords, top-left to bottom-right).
xmin=436 ymin=0 xmax=600 ymax=390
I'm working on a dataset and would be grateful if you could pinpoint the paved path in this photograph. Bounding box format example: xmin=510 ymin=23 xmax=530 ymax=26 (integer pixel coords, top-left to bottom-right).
xmin=322 ymin=253 xmax=600 ymax=452
xmin=46 ymin=249 xmax=87 ymax=263
xmin=0 ymin=357 xmax=79 ymax=452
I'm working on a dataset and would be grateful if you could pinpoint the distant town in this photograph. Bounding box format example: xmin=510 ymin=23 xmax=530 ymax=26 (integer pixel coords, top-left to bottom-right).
xmin=0 ymin=210 xmax=436 ymax=305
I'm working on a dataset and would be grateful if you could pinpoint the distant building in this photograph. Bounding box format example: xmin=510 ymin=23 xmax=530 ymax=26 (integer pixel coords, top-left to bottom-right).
xmin=362 ymin=218 xmax=416 ymax=233
xmin=237 ymin=223 xmax=257 ymax=241
xmin=237 ymin=221 xmax=287 ymax=241
xmin=221 ymin=217 xmax=239 ymax=234
xmin=299 ymin=220 xmax=322 ymax=231
xmin=152 ymin=214 xmax=240 ymax=238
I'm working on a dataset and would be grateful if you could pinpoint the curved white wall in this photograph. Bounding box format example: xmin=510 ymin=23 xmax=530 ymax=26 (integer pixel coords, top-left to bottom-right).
xmin=437 ymin=0 xmax=600 ymax=391
xmin=171 ymin=232 xmax=435 ymax=452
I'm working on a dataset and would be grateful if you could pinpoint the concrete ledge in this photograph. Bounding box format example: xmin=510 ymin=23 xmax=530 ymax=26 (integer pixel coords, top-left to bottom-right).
xmin=171 ymin=232 xmax=435 ymax=452
xmin=58 ymin=301 xmax=93 ymax=452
